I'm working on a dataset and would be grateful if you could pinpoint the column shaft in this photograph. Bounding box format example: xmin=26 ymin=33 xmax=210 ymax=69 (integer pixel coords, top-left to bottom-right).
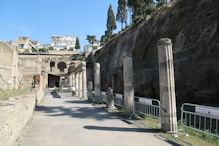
xmin=75 ymin=73 xmax=79 ymax=96
xmin=94 ymin=63 xmax=101 ymax=104
xmin=158 ymin=38 xmax=177 ymax=133
xmin=82 ymin=62 xmax=87 ymax=99
xmin=123 ymin=52 xmax=135 ymax=117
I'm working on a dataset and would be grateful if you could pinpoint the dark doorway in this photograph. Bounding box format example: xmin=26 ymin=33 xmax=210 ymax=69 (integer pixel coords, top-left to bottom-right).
xmin=58 ymin=62 xmax=67 ymax=72
xmin=48 ymin=74 xmax=60 ymax=88
xmin=50 ymin=61 xmax=55 ymax=72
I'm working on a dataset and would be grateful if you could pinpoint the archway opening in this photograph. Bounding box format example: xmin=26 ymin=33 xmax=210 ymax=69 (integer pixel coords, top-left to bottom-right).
xmin=48 ymin=74 xmax=60 ymax=88
xmin=50 ymin=61 xmax=55 ymax=72
xmin=58 ymin=62 xmax=67 ymax=72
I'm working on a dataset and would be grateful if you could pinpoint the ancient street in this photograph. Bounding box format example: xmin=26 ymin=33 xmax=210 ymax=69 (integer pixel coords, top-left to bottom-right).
xmin=19 ymin=93 xmax=173 ymax=146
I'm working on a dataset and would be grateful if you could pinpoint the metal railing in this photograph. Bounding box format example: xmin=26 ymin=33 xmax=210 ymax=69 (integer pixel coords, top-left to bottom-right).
xmin=103 ymin=92 xmax=160 ymax=120
xmin=101 ymin=91 xmax=107 ymax=103
xmin=175 ymin=103 xmax=219 ymax=138
xmin=114 ymin=93 xmax=124 ymax=107
xmin=134 ymin=97 xmax=160 ymax=119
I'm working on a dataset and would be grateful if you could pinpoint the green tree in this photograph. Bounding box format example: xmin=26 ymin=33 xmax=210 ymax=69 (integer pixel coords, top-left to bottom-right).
xmin=86 ymin=35 xmax=97 ymax=47
xmin=156 ymin=0 xmax=166 ymax=7
xmin=39 ymin=48 xmax=48 ymax=52
xmin=32 ymin=48 xmax=38 ymax=52
xmin=75 ymin=37 xmax=80 ymax=49
xmin=48 ymin=46 xmax=54 ymax=50
xmin=107 ymin=4 xmax=117 ymax=33
xmin=128 ymin=0 xmax=156 ymax=23
xmin=116 ymin=0 xmax=128 ymax=30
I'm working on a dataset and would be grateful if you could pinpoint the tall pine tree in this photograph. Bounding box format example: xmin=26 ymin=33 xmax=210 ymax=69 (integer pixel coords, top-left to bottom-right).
xmin=107 ymin=4 xmax=117 ymax=33
xmin=116 ymin=0 xmax=127 ymax=30
xmin=75 ymin=37 xmax=80 ymax=49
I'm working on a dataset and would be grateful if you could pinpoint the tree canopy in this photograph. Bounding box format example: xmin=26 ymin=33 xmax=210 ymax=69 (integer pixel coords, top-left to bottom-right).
xmin=86 ymin=35 xmax=97 ymax=46
xmin=107 ymin=4 xmax=117 ymax=33
xmin=75 ymin=37 xmax=80 ymax=49
xmin=116 ymin=0 xmax=128 ymax=30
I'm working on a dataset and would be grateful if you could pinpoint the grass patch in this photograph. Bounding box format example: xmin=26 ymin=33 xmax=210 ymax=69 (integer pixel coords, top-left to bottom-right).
xmin=135 ymin=116 xmax=218 ymax=146
xmin=0 ymin=89 xmax=29 ymax=100
xmin=184 ymin=128 xmax=219 ymax=145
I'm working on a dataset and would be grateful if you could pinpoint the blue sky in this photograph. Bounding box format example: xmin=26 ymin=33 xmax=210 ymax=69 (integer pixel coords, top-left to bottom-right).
xmin=0 ymin=0 xmax=124 ymax=51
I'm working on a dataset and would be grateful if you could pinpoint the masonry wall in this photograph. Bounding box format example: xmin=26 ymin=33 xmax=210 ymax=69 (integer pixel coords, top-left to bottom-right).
xmin=0 ymin=90 xmax=44 ymax=146
xmin=90 ymin=0 xmax=219 ymax=106
xmin=0 ymin=42 xmax=19 ymax=90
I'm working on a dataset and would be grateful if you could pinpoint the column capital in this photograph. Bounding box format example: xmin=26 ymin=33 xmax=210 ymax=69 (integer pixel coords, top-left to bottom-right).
xmin=157 ymin=38 xmax=172 ymax=46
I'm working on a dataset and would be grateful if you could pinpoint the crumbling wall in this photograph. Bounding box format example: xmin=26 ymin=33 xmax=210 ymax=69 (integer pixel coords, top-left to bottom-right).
xmin=90 ymin=0 xmax=219 ymax=106
xmin=0 ymin=42 xmax=19 ymax=89
xmin=0 ymin=91 xmax=44 ymax=146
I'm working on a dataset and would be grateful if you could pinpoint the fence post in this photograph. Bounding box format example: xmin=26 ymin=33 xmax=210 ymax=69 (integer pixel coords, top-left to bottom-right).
xmin=94 ymin=63 xmax=101 ymax=104
xmin=123 ymin=52 xmax=135 ymax=117
xmin=158 ymin=38 xmax=177 ymax=133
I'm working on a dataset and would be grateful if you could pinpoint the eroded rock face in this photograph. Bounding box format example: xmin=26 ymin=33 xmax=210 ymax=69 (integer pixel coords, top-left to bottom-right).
xmin=90 ymin=0 xmax=219 ymax=106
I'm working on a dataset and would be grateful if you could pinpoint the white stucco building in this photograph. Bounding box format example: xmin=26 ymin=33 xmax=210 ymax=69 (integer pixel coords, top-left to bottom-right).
xmin=51 ymin=35 xmax=76 ymax=51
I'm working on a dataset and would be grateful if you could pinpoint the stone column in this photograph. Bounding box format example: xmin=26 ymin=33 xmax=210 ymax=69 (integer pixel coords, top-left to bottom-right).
xmin=82 ymin=62 xmax=87 ymax=99
xmin=158 ymin=38 xmax=177 ymax=133
xmin=94 ymin=63 xmax=101 ymax=104
xmin=106 ymin=87 xmax=115 ymax=110
xmin=78 ymin=71 xmax=82 ymax=98
xmin=123 ymin=52 xmax=135 ymax=117
xmin=88 ymin=81 xmax=93 ymax=102
xmin=75 ymin=73 xmax=79 ymax=96
xmin=72 ymin=73 xmax=75 ymax=87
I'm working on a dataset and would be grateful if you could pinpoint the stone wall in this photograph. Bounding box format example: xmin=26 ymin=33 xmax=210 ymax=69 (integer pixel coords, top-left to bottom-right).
xmin=0 ymin=42 xmax=19 ymax=89
xmin=89 ymin=0 xmax=219 ymax=106
xmin=0 ymin=90 xmax=44 ymax=146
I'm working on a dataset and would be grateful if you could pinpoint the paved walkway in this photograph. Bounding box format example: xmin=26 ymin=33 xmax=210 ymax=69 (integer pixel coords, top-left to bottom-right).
xmin=19 ymin=92 xmax=175 ymax=146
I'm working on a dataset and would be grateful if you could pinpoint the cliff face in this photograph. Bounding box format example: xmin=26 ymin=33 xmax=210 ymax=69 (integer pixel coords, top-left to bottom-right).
xmin=91 ymin=0 xmax=219 ymax=106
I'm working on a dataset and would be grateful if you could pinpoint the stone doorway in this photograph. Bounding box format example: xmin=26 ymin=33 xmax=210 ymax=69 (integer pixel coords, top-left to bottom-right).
xmin=48 ymin=74 xmax=60 ymax=88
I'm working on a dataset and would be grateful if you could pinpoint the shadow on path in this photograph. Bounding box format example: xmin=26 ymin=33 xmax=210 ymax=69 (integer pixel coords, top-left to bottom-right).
xmin=84 ymin=126 xmax=161 ymax=133
xmin=50 ymin=91 xmax=61 ymax=98
xmin=35 ymin=102 xmax=118 ymax=121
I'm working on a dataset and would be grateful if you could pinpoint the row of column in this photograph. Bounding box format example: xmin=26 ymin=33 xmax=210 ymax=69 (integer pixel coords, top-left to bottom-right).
xmin=90 ymin=38 xmax=177 ymax=134
xmin=72 ymin=62 xmax=87 ymax=99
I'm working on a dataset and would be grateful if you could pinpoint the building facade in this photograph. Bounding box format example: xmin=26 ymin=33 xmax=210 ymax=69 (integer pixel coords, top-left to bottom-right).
xmin=9 ymin=36 xmax=40 ymax=52
xmin=51 ymin=35 xmax=76 ymax=51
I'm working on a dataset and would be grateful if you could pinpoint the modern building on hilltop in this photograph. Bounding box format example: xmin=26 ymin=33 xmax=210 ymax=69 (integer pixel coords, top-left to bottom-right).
xmin=51 ymin=35 xmax=76 ymax=51
xmin=9 ymin=36 xmax=40 ymax=52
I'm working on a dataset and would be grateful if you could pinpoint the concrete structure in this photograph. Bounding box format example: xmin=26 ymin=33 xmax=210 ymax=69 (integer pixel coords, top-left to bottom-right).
xmin=123 ymin=52 xmax=135 ymax=117
xmin=94 ymin=63 xmax=101 ymax=104
xmin=0 ymin=42 xmax=19 ymax=89
xmin=157 ymin=38 xmax=177 ymax=133
xmin=51 ymin=35 xmax=76 ymax=51
xmin=9 ymin=36 xmax=40 ymax=52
